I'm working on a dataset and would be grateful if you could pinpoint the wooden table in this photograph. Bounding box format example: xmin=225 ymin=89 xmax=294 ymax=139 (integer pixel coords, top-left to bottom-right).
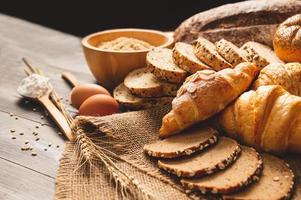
xmin=1 ymin=13 xmax=301 ymax=200
xmin=0 ymin=14 xmax=95 ymax=200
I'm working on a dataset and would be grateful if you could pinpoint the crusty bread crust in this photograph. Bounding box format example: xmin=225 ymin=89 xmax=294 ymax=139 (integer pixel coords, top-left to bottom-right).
xmin=240 ymin=41 xmax=283 ymax=69
xmin=113 ymin=83 xmax=173 ymax=110
xmin=172 ymin=42 xmax=212 ymax=73
xmin=158 ymin=137 xmax=241 ymax=178
xmin=124 ymin=67 xmax=179 ymax=97
xmin=181 ymin=146 xmax=263 ymax=195
xmin=144 ymin=126 xmax=218 ymax=158
xmin=194 ymin=37 xmax=233 ymax=71
xmin=216 ymin=39 xmax=248 ymax=66
xmin=147 ymin=48 xmax=188 ymax=83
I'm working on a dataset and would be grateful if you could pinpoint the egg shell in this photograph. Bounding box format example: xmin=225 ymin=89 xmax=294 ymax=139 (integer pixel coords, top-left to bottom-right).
xmin=79 ymin=94 xmax=119 ymax=116
xmin=70 ymin=84 xmax=110 ymax=109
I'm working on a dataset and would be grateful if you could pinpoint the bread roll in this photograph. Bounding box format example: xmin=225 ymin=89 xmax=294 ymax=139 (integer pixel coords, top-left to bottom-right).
xmin=274 ymin=14 xmax=301 ymax=62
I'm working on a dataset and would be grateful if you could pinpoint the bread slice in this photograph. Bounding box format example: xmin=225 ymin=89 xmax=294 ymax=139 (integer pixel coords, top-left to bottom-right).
xmin=113 ymin=83 xmax=173 ymax=110
xmin=193 ymin=37 xmax=233 ymax=71
xmin=124 ymin=67 xmax=179 ymax=97
xmin=223 ymin=154 xmax=294 ymax=200
xmin=144 ymin=126 xmax=218 ymax=158
xmin=215 ymin=39 xmax=248 ymax=67
xmin=158 ymin=137 xmax=241 ymax=177
xmin=172 ymin=42 xmax=212 ymax=73
xmin=240 ymin=41 xmax=284 ymax=69
xmin=181 ymin=146 xmax=263 ymax=195
xmin=147 ymin=48 xmax=188 ymax=83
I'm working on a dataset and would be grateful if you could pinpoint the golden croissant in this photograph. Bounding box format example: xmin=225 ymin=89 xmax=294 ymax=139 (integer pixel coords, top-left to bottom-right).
xmin=218 ymin=85 xmax=301 ymax=154
xmin=159 ymin=62 xmax=258 ymax=138
xmin=253 ymin=62 xmax=301 ymax=96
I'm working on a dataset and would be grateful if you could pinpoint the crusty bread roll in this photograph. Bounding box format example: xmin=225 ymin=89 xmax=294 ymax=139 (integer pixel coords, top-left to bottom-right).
xmin=273 ymin=14 xmax=301 ymax=62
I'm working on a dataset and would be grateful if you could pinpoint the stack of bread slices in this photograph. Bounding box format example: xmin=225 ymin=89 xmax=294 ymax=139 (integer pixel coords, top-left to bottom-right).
xmin=114 ymin=37 xmax=282 ymax=110
xmin=144 ymin=125 xmax=294 ymax=199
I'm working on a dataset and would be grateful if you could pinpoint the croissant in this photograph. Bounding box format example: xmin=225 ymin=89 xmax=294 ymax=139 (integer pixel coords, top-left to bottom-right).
xmin=159 ymin=62 xmax=258 ymax=138
xmin=218 ymin=85 xmax=301 ymax=154
xmin=253 ymin=62 xmax=301 ymax=96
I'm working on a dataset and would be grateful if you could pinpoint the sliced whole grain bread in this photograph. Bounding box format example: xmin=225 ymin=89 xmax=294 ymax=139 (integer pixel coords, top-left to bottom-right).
xmin=223 ymin=154 xmax=294 ymax=200
xmin=124 ymin=67 xmax=179 ymax=97
xmin=147 ymin=48 xmax=188 ymax=83
xmin=172 ymin=42 xmax=212 ymax=73
xmin=158 ymin=137 xmax=241 ymax=178
xmin=240 ymin=41 xmax=284 ymax=69
xmin=181 ymin=146 xmax=263 ymax=195
xmin=193 ymin=37 xmax=233 ymax=71
xmin=113 ymin=83 xmax=173 ymax=110
xmin=215 ymin=39 xmax=248 ymax=67
xmin=144 ymin=126 xmax=218 ymax=158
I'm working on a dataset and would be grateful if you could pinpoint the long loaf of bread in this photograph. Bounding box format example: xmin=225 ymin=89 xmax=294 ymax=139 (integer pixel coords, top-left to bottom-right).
xmin=218 ymin=85 xmax=301 ymax=153
xmin=159 ymin=62 xmax=258 ymax=138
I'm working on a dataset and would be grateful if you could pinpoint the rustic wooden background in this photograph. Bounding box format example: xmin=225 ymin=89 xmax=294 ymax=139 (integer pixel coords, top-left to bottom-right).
xmin=0 ymin=13 xmax=300 ymax=200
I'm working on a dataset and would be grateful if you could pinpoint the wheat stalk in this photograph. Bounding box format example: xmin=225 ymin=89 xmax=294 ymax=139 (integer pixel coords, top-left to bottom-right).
xmin=22 ymin=58 xmax=153 ymax=200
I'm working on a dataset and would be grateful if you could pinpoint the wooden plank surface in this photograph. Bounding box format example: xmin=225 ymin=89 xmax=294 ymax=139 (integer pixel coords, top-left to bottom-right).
xmin=0 ymin=13 xmax=95 ymax=200
xmin=0 ymin=13 xmax=301 ymax=200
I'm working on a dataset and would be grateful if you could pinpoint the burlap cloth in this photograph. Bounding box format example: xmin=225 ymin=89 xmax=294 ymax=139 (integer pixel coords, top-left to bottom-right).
xmin=54 ymin=106 xmax=216 ymax=200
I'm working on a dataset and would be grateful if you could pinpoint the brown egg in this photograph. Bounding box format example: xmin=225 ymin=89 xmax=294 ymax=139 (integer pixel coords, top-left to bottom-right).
xmin=79 ymin=94 xmax=119 ymax=116
xmin=70 ymin=84 xmax=110 ymax=109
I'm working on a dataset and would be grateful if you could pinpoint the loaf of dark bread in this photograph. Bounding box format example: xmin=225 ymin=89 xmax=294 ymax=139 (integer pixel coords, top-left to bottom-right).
xmin=174 ymin=0 xmax=301 ymax=47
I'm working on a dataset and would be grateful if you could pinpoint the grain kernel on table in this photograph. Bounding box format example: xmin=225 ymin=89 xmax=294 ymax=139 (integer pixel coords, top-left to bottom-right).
xmin=10 ymin=129 xmax=16 ymax=133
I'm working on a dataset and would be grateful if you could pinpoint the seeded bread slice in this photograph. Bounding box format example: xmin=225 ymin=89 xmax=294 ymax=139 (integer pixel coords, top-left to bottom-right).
xmin=172 ymin=42 xmax=212 ymax=73
xmin=113 ymin=83 xmax=173 ymax=110
xmin=144 ymin=126 xmax=218 ymax=158
xmin=158 ymin=137 xmax=241 ymax=178
xmin=193 ymin=37 xmax=233 ymax=71
xmin=181 ymin=146 xmax=263 ymax=195
xmin=240 ymin=41 xmax=284 ymax=69
xmin=147 ymin=48 xmax=188 ymax=83
xmin=124 ymin=67 xmax=179 ymax=97
xmin=215 ymin=39 xmax=248 ymax=67
xmin=223 ymin=154 xmax=294 ymax=200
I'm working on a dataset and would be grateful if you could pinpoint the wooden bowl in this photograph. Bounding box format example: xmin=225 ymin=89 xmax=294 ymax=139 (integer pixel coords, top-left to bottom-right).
xmin=82 ymin=29 xmax=174 ymax=90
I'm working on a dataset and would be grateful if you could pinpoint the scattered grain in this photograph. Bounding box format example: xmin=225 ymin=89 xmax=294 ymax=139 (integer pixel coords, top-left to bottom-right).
xmin=44 ymin=148 xmax=47 ymax=151
xmin=56 ymin=145 xmax=60 ymax=148
xmin=35 ymin=138 xmax=40 ymax=141
xmin=40 ymin=115 xmax=44 ymax=119
xmin=15 ymin=117 xmax=18 ymax=120
xmin=31 ymin=152 xmax=37 ymax=156
xmin=273 ymin=176 xmax=280 ymax=182
xmin=25 ymin=141 xmax=29 ymax=144
xmin=10 ymin=129 xmax=16 ymax=133
xmin=9 ymin=112 xmax=14 ymax=117
xmin=35 ymin=125 xmax=39 ymax=129
xmin=19 ymin=132 xmax=24 ymax=136
xmin=48 ymin=143 xmax=52 ymax=147
xmin=11 ymin=136 xmax=16 ymax=140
